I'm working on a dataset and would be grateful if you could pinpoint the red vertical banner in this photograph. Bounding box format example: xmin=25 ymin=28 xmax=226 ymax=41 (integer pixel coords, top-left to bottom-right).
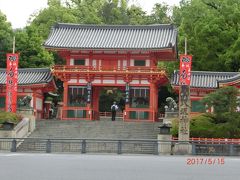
xmin=179 ymin=54 xmax=192 ymax=85
xmin=6 ymin=53 xmax=19 ymax=113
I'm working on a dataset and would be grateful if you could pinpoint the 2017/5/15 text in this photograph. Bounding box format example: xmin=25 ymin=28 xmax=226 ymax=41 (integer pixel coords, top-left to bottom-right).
xmin=186 ymin=157 xmax=225 ymax=165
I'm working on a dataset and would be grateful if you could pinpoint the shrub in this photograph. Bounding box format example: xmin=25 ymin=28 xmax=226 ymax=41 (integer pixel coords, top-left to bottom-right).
xmin=171 ymin=113 xmax=240 ymax=138
xmin=190 ymin=114 xmax=216 ymax=137
xmin=0 ymin=111 xmax=22 ymax=124
xmin=190 ymin=112 xmax=240 ymax=138
xmin=170 ymin=118 xmax=179 ymax=137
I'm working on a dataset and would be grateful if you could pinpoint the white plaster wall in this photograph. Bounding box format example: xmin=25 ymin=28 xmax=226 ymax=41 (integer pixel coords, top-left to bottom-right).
xmin=17 ymin=89 xmax=24 ymax=93
xmin=118 ymin=60 xmax=121 ymax=69
xmin=85 ymin=59 xmax=89 ymax=66
xmin=141 ymin=80 xmax=149 ymax=85
xmin=68 ymin=79 xmax=77 ymax=83
xmin=146 ymin=59 xmax=150 ymax=66
xmin=103 ymin=80 xmax=115 ymax=84
xmin=70 ymin=58 xmax=74 ymax=65
xmin=36 ymin=97 xmax=43 ymax=110
xmin=79 ymin=79 xmax=87 ymax=84
xmin=122 ymin=60 xmax=127 ymax=69
xmin=130 ymin=59 xmax=134 ymax=66
xmin=24 ymin=89 xmax=33 ymax=93
xmin=92 ymin=59 xmax=97 ymax=68
xmin=92 ymin=79 xmax=101 ymax=84
xmin=131 ymin=80 xmax=140 ymax=84
xmin=116 ymin=80 xmax=125 ymax=84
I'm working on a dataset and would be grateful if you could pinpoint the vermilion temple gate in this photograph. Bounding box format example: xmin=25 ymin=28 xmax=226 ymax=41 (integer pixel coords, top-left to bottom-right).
xmin=44 ymin=23 xmax=177 ymax=121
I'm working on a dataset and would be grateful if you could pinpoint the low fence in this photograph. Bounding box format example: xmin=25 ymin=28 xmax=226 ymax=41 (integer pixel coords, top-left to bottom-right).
xmin=99 ymin=112 xmax=123 ymax=118
xmin=172 ymin=137 xmax=240 ymax=144
xmin=1 ymin=138 xmax=240 ymax=156
xmin=0 ymin=138 xmax=158 ymax=155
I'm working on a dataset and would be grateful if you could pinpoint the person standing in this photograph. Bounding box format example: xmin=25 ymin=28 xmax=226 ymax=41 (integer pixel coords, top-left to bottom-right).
xmin=111 ymin=101 xmax=118 ymax=121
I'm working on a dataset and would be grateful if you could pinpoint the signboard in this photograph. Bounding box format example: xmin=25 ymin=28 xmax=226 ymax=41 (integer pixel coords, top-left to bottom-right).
xmin=6 ymin=53 xmax=19 ymax=112
xmin=179 ymin=55 xmax=192 ymax=86
xmin=86 ymin=82 xmax=92 ymax=103
xmin=178 ymin=54 xmax=192 ymax=142
xmin=125 ymin=83 xmax=130 ymax=104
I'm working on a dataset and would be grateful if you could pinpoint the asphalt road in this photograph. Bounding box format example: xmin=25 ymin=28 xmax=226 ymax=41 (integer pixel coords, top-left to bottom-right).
xmin=0 ymin=153 xmax=239 ymax=180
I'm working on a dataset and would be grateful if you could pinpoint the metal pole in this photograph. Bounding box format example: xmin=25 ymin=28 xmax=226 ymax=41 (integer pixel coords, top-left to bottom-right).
xmin=12 ymin=36 xmax=15 ymax=54
xmin=82 ymin=139 xmax=86 ymax=154
xmin=185 ymin=37 xmax=187 ymax=55
xmin=46 ymin=139 xmax=51 ymax=153
xmin=11 ymin=139 xmax=17 ymax=152
xmin=117 ymin=140 xmax=122 ymax=154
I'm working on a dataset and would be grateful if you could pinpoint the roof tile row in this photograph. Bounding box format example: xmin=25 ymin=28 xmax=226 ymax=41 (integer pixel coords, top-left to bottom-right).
xmin=171 ymin=71 xmax=239 ymax=88
xmin=0 ymin=68 xmax=53 ymax=85
xmin=44 ymin=23 xmax=177 ymax=50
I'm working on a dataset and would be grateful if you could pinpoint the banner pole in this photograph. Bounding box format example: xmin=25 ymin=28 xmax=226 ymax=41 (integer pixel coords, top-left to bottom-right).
xmin=12 ymin=36 xmax=15 ymax=54
xmin=185 ymin=37 xmax=187 ymax=55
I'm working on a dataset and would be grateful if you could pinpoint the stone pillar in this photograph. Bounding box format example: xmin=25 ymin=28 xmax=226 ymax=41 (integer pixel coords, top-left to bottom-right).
xmin=158 ymin=123 xmax=172 ymax=155
xmin=178 ymin=85 xmax=190 ymax=141
xmin=177 ymin=85 xmax=192 ymax=155
xmin=177 ymin=54 xmax=193 ymax=155
xmin=17 ymin=109 xmax=36 ymax=132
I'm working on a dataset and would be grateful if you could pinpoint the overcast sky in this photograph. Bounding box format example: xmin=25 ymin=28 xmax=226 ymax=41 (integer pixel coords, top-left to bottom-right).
xmin=0 ymin=0 xmax=180 ymax=29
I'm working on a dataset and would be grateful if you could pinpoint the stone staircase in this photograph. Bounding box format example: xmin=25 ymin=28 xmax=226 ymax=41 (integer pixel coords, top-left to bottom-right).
xmin=29 ymin=118 xmax=161 ymax=139
xmin=17 ymin=118 xmax=161 ymax=154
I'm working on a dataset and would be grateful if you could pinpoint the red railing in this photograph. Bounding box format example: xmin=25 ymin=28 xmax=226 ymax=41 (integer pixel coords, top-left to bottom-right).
xmin=99 ymin=111 xmax=123 ymax=118
xmin=52 ymin=65 xmax=166 ymax=75
xmin=172 ymin=137 xmax=240 ymax=144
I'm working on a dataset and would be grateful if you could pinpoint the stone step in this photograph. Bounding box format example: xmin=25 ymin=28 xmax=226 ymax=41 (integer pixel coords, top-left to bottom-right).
xmin=17 ymin=119 xmax=161 ymax=153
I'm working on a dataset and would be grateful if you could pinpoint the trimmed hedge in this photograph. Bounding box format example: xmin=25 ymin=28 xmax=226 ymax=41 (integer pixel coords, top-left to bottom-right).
xmin=171 ymin=112 xmax=240 ymax=138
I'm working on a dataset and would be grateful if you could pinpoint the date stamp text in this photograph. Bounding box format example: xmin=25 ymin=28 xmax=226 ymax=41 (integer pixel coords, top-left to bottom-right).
xmin=186 ymin=157 xmax=225 ymax=165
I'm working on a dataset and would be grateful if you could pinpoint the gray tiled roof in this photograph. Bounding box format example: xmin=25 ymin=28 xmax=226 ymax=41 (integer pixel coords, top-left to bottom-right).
xmin=218 ymin=74 xmax=240 ymax=83
xmin=44 ymin=23 xmax=177 ymax=50
xmin=171 ymin=70 xmax=239 ymax=88
xmin=0 ymin=68 xmax=53 ymax=85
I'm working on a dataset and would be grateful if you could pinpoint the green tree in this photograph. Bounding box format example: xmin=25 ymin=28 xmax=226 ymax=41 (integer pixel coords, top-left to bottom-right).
xmin=100 ymin=0 xmax=129 ymax=24
xmin=202 ymin=86 xmax=239 ymax=116
xmin=0 ymin=11 xmax=13 ymax=68
xmin=15 ymin=26 xmax=54 ymax=68
xmin=30 ymin=0 xmax=78 ymax=39
xmin=148 ymin=3 xmax=171 ymax=24
xmin=70 ymin=0 xmax=105 ymax=24
xmin=175 ymin=0 xmax=240 ymax=72
xmin=127 ymin=5 xmax=148 ymax=25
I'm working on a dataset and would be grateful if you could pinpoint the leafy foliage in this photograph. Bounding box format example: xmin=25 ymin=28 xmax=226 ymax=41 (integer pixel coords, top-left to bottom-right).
xmin=99 ymin=88 xmax=125 ymax=112
xmin=202 ymin=86 xmax=239 ymax=116
xmin=0 ymin=11 xmax=13 ymax=68
xmin=15 ymin=26 xmax=54 ymax=68
xmin=176 ymin=0 xmax=240 ymax=71
xmin=0 ymin=111 xmax=22 ymax=125
xmin=172 ymin=112 xmax=240 ymax=138
xmin=185 ymin=86 xmax=240 ymax=138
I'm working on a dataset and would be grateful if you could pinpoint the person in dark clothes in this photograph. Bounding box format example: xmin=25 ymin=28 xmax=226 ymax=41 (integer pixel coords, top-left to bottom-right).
xmin=111 ymin=101 xmax=118 ymax=121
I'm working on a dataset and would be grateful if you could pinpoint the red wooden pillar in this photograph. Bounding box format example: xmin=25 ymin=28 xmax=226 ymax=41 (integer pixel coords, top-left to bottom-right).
xmin=149 ymin=82 xmax=158 ymax=122
xmin=32 ymin=90 xmax=37 ymax=117
xmin=62 ymin=80 xmax=68 ymax=120
xmin=92 ymin=86 xmax=100 ymax=120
